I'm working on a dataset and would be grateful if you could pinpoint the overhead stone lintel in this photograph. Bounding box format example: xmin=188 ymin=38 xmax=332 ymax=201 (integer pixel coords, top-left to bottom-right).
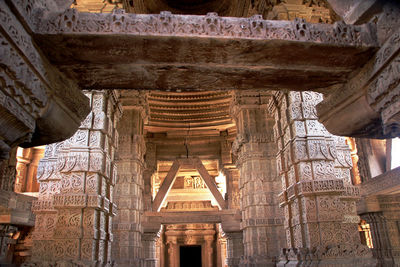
xmin=143 ymin=209 xmax=240 ymax=225
xmin=34 ymin=9 xmax=378 ymax=91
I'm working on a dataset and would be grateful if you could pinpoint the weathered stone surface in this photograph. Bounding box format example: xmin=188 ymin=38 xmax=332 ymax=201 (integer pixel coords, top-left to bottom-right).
xmin=34 ymin=10 xmax=377 ymax=91
xmin=113 ymin=91 xmax=148 ymax=266
xmin=317 ymin=26 xmax=400 ymax=138
xmin=360 ymin=194 xmax=400 ymax=266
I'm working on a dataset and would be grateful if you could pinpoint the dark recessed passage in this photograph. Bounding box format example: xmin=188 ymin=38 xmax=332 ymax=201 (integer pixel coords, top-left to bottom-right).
xmin=180 ymin=245 xmax=202 ymax=267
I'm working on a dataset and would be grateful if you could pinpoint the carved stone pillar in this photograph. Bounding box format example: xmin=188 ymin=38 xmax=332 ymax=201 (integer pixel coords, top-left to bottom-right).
xmin=0 ymin=225 xmax=18 ymax=264
xmin=144 ymin=142 xmax=157 ymax=212
xmin=113 ymin=90 xmax=148 ymax=266
xmin=274 ymin=91 xmax=374 ymax=266
xmin=225 ymin=232 xmax=243 ymax=267
xmin=362 ymin=194 xmax=400 ymax=266
xmin=31 ymin=90 xmax=121 ymax=265
xmin=166 ymin=237 xmax=178 ymax=267
xmin=222 ymin=168 xmax=240 ymax=210
xmin=143 ymin=231 xmax=160 ymax=267
xmin=205 ymin=235 xmax=214 ymax=267
xmin=230 ymin=90 xmax=285 ymax=267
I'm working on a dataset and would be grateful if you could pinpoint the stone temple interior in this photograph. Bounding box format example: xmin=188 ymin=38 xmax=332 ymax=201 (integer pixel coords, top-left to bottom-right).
xmin=0 ymin=0 xmax=400 ymax=266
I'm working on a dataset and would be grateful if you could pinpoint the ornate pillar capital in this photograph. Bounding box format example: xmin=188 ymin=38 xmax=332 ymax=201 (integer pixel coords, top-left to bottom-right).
xmin=120 ymin=90 xmax=149 ymax=123
xmin=229 ymin=90 xmax=274 ymax=119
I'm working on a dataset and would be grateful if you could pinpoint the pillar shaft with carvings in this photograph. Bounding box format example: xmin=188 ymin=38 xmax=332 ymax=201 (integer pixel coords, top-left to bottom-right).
xmin=143 ymin=232 xmax=160 ymax=267
xmin=231 ymin=90 xmax=285 ymax=267
xmin=225 ymin=232 xmax=243 ymax=267
xmin=113 ymin=91 xmax=148 ymax=266
xmin=274 ymin=91 xmax=373 ymax=266
xmin=31 ymin=90 xmax=121 ymax=265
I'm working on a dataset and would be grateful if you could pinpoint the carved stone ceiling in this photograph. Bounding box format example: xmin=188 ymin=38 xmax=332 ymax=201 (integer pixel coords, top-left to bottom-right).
xmin=146 ymin=91 xmax=233 ymax=132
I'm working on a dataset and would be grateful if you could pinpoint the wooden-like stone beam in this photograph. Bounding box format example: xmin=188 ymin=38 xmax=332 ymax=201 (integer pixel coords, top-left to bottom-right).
xmin=143 ymin=209 xmax=240 ymax=225
xmin=152 ymin=159 xmax=181 ymax=212
xmin=34 ymin=9 xmax=377 ymax=91
xmin=360 ymin=166 xmax=400 ymax=197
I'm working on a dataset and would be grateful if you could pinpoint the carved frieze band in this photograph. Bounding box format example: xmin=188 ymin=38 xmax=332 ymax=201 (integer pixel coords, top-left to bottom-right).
xmin=37 ymin=9 xmax=377 ymax=47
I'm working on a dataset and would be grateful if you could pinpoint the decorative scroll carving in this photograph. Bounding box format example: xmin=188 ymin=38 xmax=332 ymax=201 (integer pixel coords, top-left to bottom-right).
xmin=183 ymin=176 xmax=207 ymax=189
xmin=113 ymin=96 xmax=147 ymax=265
xmin=37 ymin=9 xmax=376 ymax=47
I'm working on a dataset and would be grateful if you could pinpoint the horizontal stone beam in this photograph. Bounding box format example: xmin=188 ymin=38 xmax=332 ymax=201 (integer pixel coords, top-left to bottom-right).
xmin=360 ymin=166 xmax=400 ymax=196
xmin=37 ymin=9 xmax=377 ymax=45
xmin=34 ymin=9 xmax=378 ymax=91
xmin=143 ymin=209 xmax=240 ymax=225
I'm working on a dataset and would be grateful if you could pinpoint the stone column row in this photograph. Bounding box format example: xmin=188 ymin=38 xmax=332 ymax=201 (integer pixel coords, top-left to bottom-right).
xmin=274 ymin=91 xmax=374 ymax=266
xmin=31 ymin=90 xmax=121 ymax=265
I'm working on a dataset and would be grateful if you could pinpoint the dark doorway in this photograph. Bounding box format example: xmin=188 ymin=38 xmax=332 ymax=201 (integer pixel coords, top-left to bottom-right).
xmin=180 ymin=245 xmax=202 ymax=267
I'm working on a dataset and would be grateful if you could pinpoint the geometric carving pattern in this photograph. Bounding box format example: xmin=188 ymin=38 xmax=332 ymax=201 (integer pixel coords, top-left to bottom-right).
xmin=230 ymin=90 xmax=285 ymax=266
xmin=30 ymin=90 xmax=121 ymax=265
xmin=274 ymin=91 xmax=374 ymax=266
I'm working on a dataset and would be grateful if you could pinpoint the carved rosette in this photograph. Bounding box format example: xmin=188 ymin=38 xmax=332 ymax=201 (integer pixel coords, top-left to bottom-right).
xmin=274 ymin=91 xmax=374 ymax=266
xmin=30 ymin=90 xmax=121 ymax=266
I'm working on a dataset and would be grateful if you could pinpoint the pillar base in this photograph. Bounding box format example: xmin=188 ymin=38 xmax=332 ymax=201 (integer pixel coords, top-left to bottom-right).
xmin=278 ymin=245 xmax=376 ymax=267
